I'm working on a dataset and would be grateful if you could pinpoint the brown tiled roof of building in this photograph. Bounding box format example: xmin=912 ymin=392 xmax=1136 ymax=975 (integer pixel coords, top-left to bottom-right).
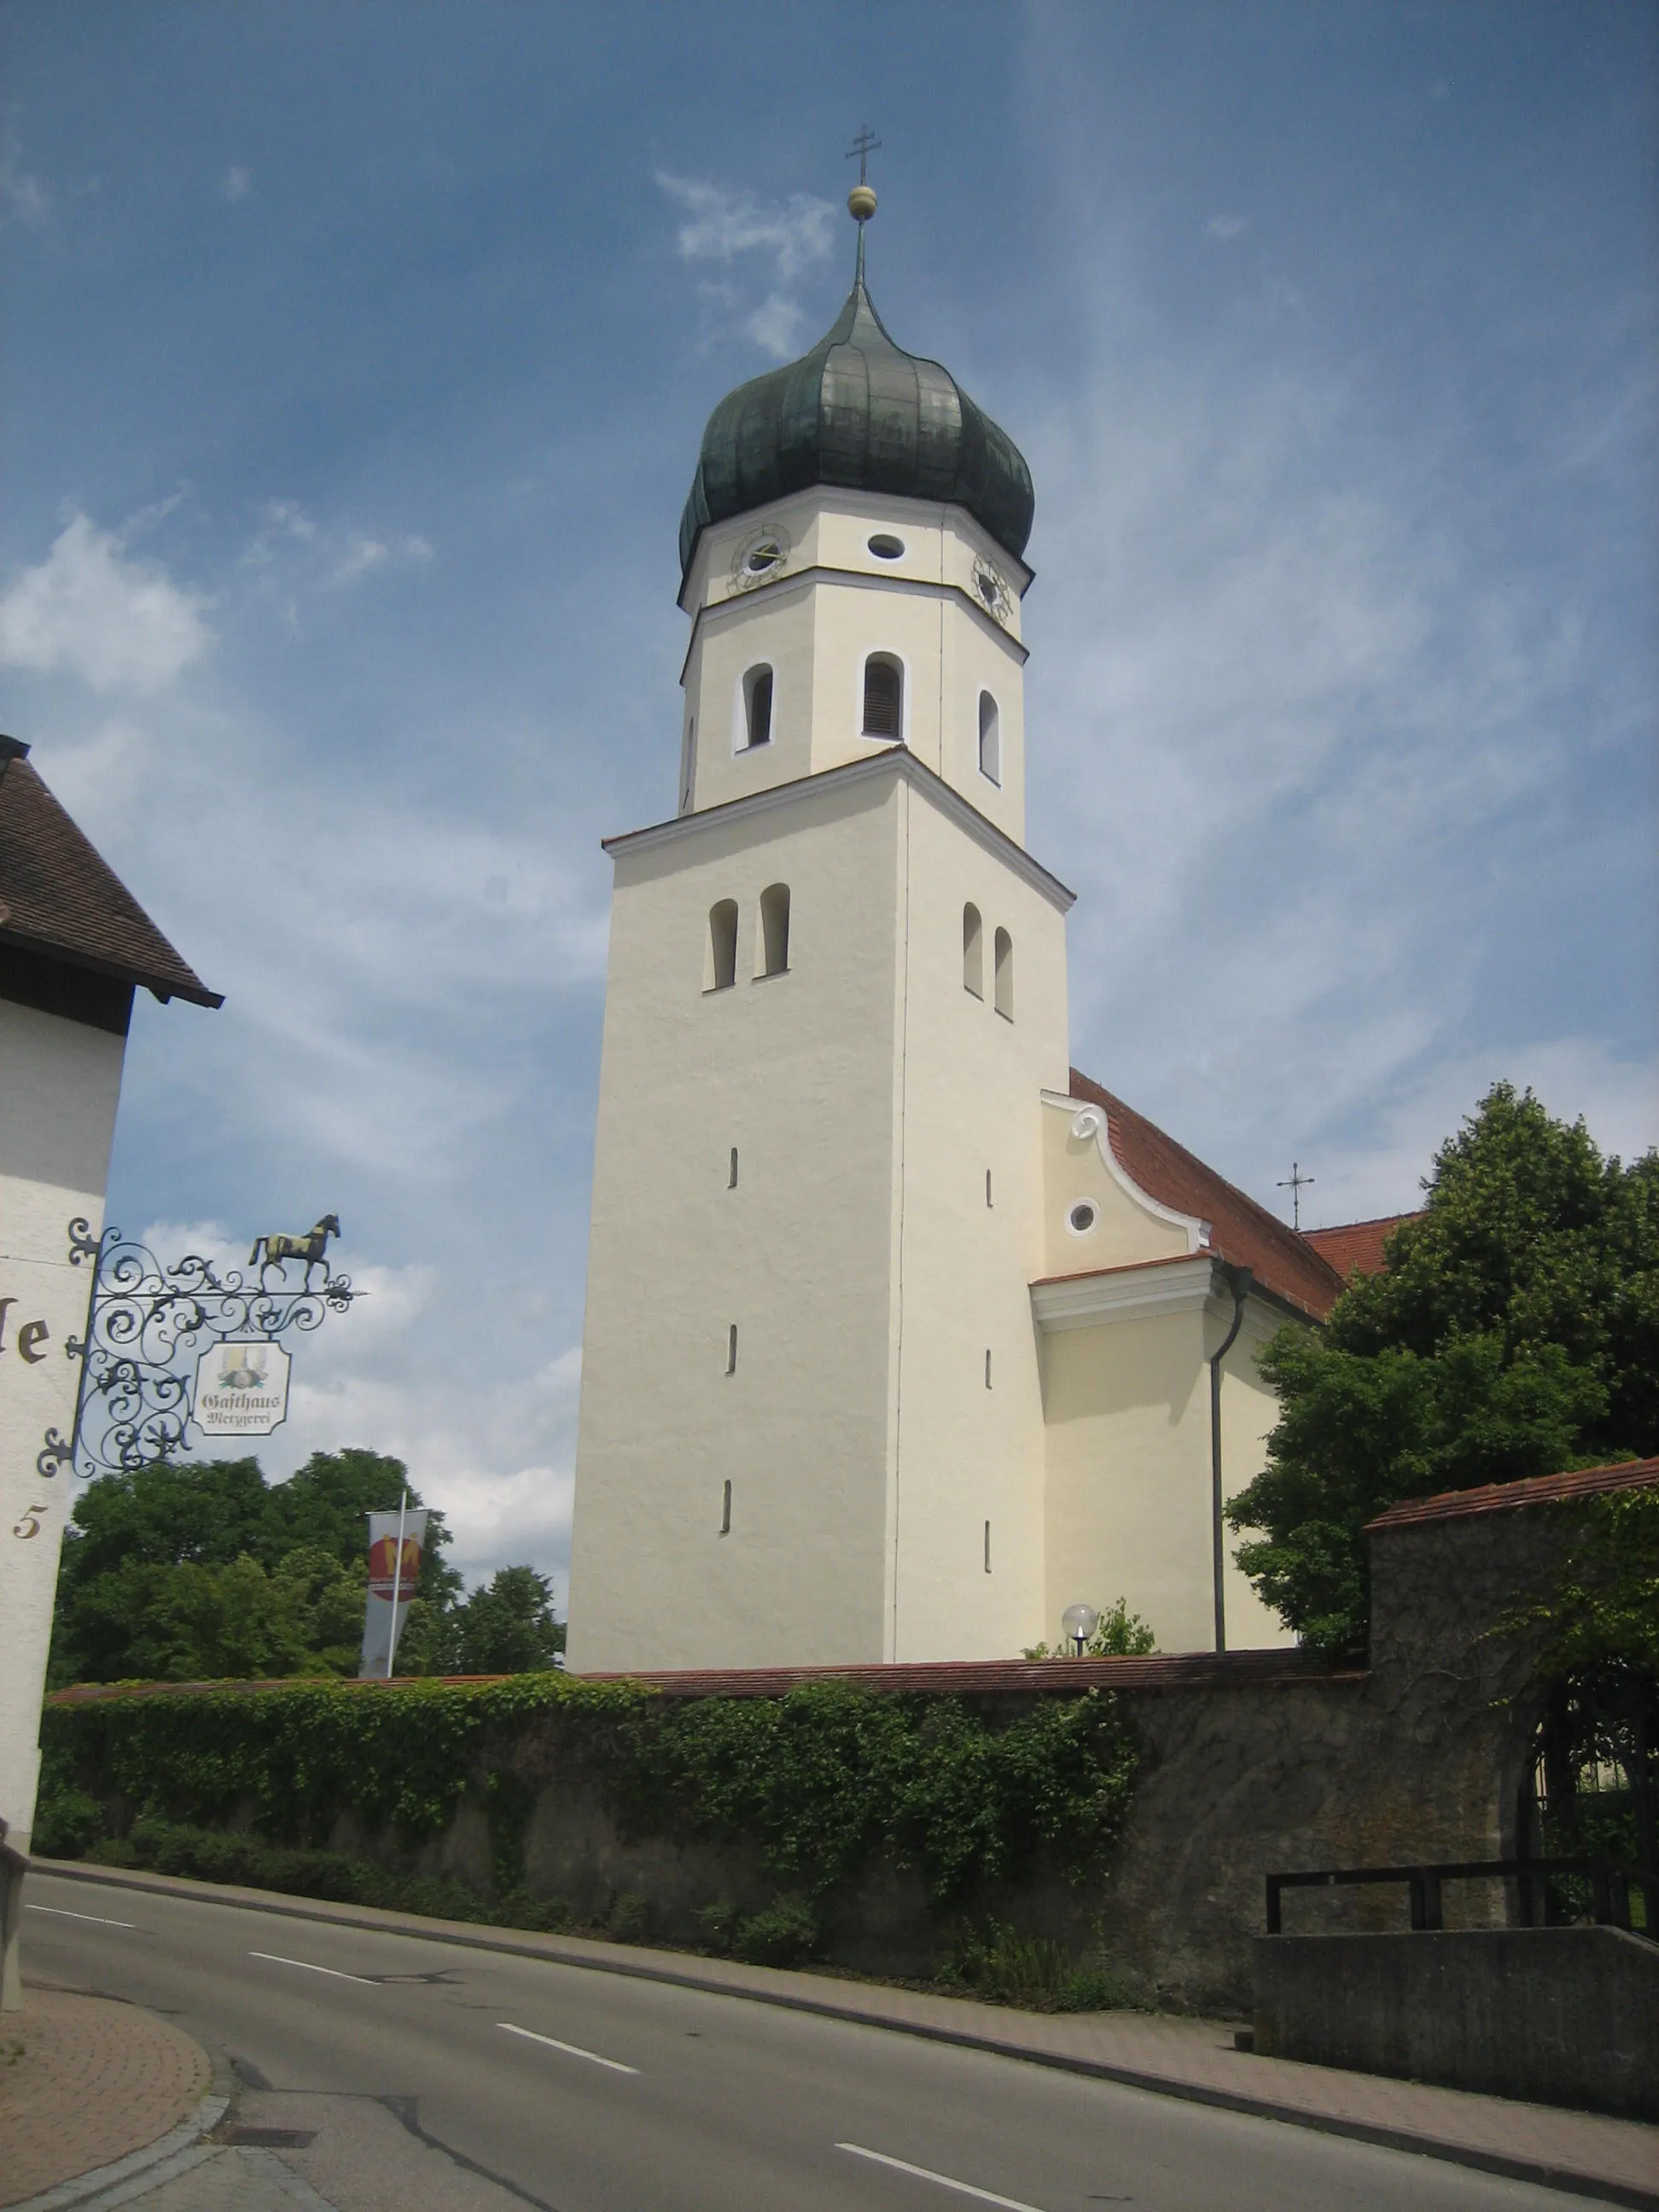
xmin=1365 ymin=1457 xmax=1659 ymax=1533
xmin=1068 ymin=1070 xmax=1347 ymax=1321
xmin=0 ymin=742 xmax=219 ymax=1006
xmin=1302 ymin=1213 xmax=1420 ymax=1280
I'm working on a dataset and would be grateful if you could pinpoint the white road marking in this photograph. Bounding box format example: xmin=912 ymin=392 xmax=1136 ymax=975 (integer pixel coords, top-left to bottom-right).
xmin=498 ymin=2021 xmax=639 ymax=2075
xmin=26 ymin=1903 xmax=139 ymax=1929
xmin=836 ymin=2143 xmax=1049 ymax=2211
xmin=249 ymin=1950 xmax=375 ymax=1985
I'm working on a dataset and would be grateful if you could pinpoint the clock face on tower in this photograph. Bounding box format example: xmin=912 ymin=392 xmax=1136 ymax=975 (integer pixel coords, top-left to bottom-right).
xmin=971 ymin=556 xmax=1013 ymax=627
xmin=730 ymin=522 xmax=792 ymax=593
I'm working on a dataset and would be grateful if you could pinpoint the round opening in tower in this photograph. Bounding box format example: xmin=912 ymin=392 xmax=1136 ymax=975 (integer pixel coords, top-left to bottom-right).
xmin=1068 ymin=1202 xmax=1098 ymax=1236
xmin=868 ymin=533 xmax=905 ymax=561
xmin=745 ymin=540 xmax=783 ymax=575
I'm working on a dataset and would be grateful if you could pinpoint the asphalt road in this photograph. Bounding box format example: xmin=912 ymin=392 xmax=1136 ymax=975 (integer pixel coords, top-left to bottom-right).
xmin=24 ymin=1869 xmax=1593 ymax=2212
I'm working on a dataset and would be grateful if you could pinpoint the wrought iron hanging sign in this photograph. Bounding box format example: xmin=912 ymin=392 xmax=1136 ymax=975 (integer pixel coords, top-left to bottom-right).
xmin=38 ymin=1213 xmax=354 ymax=1481
xmin=192 ymin=1340 xmax=292 ymax=1436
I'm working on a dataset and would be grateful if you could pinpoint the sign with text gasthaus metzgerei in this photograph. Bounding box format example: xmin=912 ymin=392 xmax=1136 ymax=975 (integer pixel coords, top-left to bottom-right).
xmin=358 ymin=1508 xmax=428 ymax=1677
xmin=192 ymin=1339 xmax=291 ymax=1436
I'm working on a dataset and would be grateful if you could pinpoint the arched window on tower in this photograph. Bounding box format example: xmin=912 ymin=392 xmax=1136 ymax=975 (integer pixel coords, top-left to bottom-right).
xmin=993 ymin=927 xmax=1014 ymax=1020
xmin=758 ymin=882 xmax=790 ymax=976
xmin=862 ymin=653 xmax=904 ymax=741
xmin=707 ymin=899 xmax=738 ymax=992
xmin=978 ymin=691 xmax=1001 ymax=785
xmin=742 ymin=665 xmax=774 ymax=749
xmin=963 ymin=904 xmax=983 ymax=998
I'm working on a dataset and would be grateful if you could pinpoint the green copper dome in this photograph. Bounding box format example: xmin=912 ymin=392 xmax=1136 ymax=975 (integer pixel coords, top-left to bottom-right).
xmin=678 ymin=275 xmax=1035 ymax=581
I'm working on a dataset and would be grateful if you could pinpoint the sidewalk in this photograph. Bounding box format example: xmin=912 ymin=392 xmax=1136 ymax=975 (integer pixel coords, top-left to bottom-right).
xmin=31 ymin=1858 xmax=1659 ymax=2209
xmin=0 ymin=1985 xmax=213 ymax=2208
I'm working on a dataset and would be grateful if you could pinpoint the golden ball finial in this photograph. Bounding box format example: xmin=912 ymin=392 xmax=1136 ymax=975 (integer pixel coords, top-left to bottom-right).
xmin=848 ymin=183 xmax=877 ymax=222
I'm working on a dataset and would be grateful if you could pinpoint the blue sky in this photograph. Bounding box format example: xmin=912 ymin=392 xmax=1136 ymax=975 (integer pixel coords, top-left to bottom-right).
xmin=3 ymin=3 xmax=1654 ymax=1597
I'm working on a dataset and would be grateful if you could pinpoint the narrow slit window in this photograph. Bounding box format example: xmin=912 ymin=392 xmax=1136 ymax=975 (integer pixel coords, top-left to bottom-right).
xmin=963 ymin=904 xmax=984 ymax=998
xmin=679 ymin=716 xmax=696 ymax=812
xmin=726 ymin=1324 xmax=738 ymax=1375
xmin=978 ymin=691 xmax=1001 ymax=784
xmin=984 ymin=1520 xmax=992 ymax=1574
xmin=729 ymin=1147 xmax=739 ymax=1189
xmin=707 ymin=899 xmax=738 ymax=991
xmin=985 ymin=1348 xmax=992 ymax=1389
xmin=986 ymin=1168 xmax=993 ymax=1208
xmin=720 ymin=1480 xmax=732 ymax=1535
xmin=862 ymin=654 xmax=903 ymax=739
xmin=993 ymin=927 xmax=1014 ymax=1020
xmin=758 ymin=882 xmax=790 ymax=976
xmin=742 ymin=665 xmax=774 ymax=748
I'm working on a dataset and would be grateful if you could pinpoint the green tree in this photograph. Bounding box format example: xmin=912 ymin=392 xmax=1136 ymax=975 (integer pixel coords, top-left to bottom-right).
xmin=55 ymin=1555 xmax=342 ymax=1683
xmin=49 ymin=1449 xmax=458 ymax=1685
xmin=451 ymin=1567 xmax=565 ymax=1674
xmin=1228 ymin=1084 xmax=1659 ymax=1656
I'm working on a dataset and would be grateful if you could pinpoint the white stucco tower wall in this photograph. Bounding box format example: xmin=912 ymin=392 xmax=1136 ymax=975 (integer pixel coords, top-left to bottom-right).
xmin=568 ymin=443 xmax=1068 ymax=1668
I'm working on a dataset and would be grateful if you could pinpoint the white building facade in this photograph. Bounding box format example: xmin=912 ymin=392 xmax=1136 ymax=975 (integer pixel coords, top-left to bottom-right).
xmin=568 ymin=227 xmax=1368 ymax=1674
xmin=0 ymin=737 xmax=217 ymax=2000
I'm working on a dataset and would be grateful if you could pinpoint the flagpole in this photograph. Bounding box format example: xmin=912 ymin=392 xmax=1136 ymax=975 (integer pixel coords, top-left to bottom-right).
xmin=385 ymin=1487 xmax=409 ymax=1680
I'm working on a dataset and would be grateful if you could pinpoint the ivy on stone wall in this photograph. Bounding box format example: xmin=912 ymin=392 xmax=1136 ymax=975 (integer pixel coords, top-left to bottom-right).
xmin=40 ymin=1675 xmax=1138 ymax=1903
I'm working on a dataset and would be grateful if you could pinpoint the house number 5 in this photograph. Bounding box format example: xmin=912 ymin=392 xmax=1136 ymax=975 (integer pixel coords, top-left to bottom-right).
xmin=12 ymin=1505 xmax=49 ymax=1539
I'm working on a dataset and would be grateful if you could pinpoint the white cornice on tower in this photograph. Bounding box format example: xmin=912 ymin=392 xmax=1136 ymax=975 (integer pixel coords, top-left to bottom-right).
xmin=602 ymin=746 xmax=1076 ymax=915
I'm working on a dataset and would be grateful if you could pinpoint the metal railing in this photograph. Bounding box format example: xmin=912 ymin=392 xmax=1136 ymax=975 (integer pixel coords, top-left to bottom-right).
xmin=1265 ymin=1857 xmax=1657 ymax=1938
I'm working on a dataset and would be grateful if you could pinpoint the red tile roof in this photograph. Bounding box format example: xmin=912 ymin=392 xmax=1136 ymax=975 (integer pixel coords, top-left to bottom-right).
xmin=0 ymin=742 xmax=220 ymax=1007
xmin=1365 ymin=1457 xmax=1659 ymax=1533
xmin=1303 ymin=1213 xmax=1420 ymax=1280
xmin=1068 ymin=1070 xmax=1347 ymax=1320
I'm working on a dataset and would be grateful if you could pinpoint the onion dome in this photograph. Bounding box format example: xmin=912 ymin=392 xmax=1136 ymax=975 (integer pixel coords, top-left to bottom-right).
xmin=678 ymin=271 xmax=1035 ymax=582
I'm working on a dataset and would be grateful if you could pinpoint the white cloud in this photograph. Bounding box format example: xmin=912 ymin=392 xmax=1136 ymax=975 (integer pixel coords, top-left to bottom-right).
xmin=328 ymin=533 xmax=434 ymax=589
xmin=1020 ymin=227 xmax=1656 ymax=1243
xmin=0 ymin=513 xmax=212 ymax=692
xmin=656 ymin=172 xmax=836 ymax=282
xmin=219 ymin=165 xmax=252 ymax=201
xmin=745 ymin=294 xmax=805 ymax=360
xmin=1205 ymin=214 xmax=1250 ymax=242
xmin=241 ymin=500 xmax=317 ymax=564
xmin=239 ymin=502 xmax=433 ymax=594
xmin=1298 ymin=1041 xmax=1658 ymax=1230
xmin=0 ymin=135 xmax=49 ymax=229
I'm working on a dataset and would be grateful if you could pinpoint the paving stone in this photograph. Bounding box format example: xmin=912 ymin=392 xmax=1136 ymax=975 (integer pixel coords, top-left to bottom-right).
xmin=0 ymin=1988 xmax=210 ymax=2209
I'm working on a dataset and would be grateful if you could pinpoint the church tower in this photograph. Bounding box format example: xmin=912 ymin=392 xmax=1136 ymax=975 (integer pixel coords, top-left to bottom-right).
xmin=567 ymin=183 xmax=1074 ymax=1669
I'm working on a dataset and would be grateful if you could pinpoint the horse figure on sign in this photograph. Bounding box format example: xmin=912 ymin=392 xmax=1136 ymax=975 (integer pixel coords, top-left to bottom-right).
xmin=249 ymin=1214 xmax=341 ymax=1287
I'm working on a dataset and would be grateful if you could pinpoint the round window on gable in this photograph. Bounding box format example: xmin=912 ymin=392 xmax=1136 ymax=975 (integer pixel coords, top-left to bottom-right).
xmin=1067 ymin=1201 xmax=1098 ymax=1237
xmin=868 ymin=533 xmax=905 ymax=561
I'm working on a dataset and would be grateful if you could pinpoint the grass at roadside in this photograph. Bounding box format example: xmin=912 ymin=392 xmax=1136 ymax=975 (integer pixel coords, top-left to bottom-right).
xmin=54 ymin=1816 xmax=1153 ymax=2016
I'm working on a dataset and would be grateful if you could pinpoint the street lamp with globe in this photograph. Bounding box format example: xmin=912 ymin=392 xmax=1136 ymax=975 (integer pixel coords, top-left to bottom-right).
xmin=1061 ymin=1603 xmax=1100 ymax=1656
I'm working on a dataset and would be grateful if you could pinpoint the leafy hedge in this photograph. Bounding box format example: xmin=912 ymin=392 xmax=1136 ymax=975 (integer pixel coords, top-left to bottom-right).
xmin=39 ymin=1674 xmax=1138 ymax=1906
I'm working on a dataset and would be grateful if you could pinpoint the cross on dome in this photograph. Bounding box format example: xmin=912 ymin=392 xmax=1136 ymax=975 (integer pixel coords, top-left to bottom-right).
xmin=845 ymin=125 xmax=882 ymax=278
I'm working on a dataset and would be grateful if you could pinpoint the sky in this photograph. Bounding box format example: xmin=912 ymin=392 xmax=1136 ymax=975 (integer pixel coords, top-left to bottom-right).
xmin=2 ymin=3 xmax=1654 ymax=1599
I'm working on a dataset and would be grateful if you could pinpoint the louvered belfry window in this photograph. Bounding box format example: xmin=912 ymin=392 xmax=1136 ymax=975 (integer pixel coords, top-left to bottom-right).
xmin=862 ymin=655 xmax=903 ymax=739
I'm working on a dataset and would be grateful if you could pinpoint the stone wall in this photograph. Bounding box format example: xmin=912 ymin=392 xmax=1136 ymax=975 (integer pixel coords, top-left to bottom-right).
xmin=49 ymin=1481 xmax=1612 ymax=2017
xmin=1254 ymin=1928 xmax=1659 ymax=2121
xmin=359 ymin=1500 xmax=1568 ymax=2016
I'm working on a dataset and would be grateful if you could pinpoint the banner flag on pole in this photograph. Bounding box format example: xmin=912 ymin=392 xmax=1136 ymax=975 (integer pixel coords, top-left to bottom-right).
xmin=358 ymin=1507 xmax=428 ymax=1677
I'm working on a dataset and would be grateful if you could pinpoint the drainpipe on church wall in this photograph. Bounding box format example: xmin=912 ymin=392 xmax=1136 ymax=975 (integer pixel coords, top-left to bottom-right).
xmin=1209 ymin=1262 xmax=1254 ymax=1654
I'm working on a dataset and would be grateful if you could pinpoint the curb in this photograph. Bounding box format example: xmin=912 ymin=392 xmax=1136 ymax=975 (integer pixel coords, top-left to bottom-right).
xmin=33 ymin=1859 xmax=1659 ymax=2212
xmin=9 ymin=2093 xmax=229 ymax=2212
